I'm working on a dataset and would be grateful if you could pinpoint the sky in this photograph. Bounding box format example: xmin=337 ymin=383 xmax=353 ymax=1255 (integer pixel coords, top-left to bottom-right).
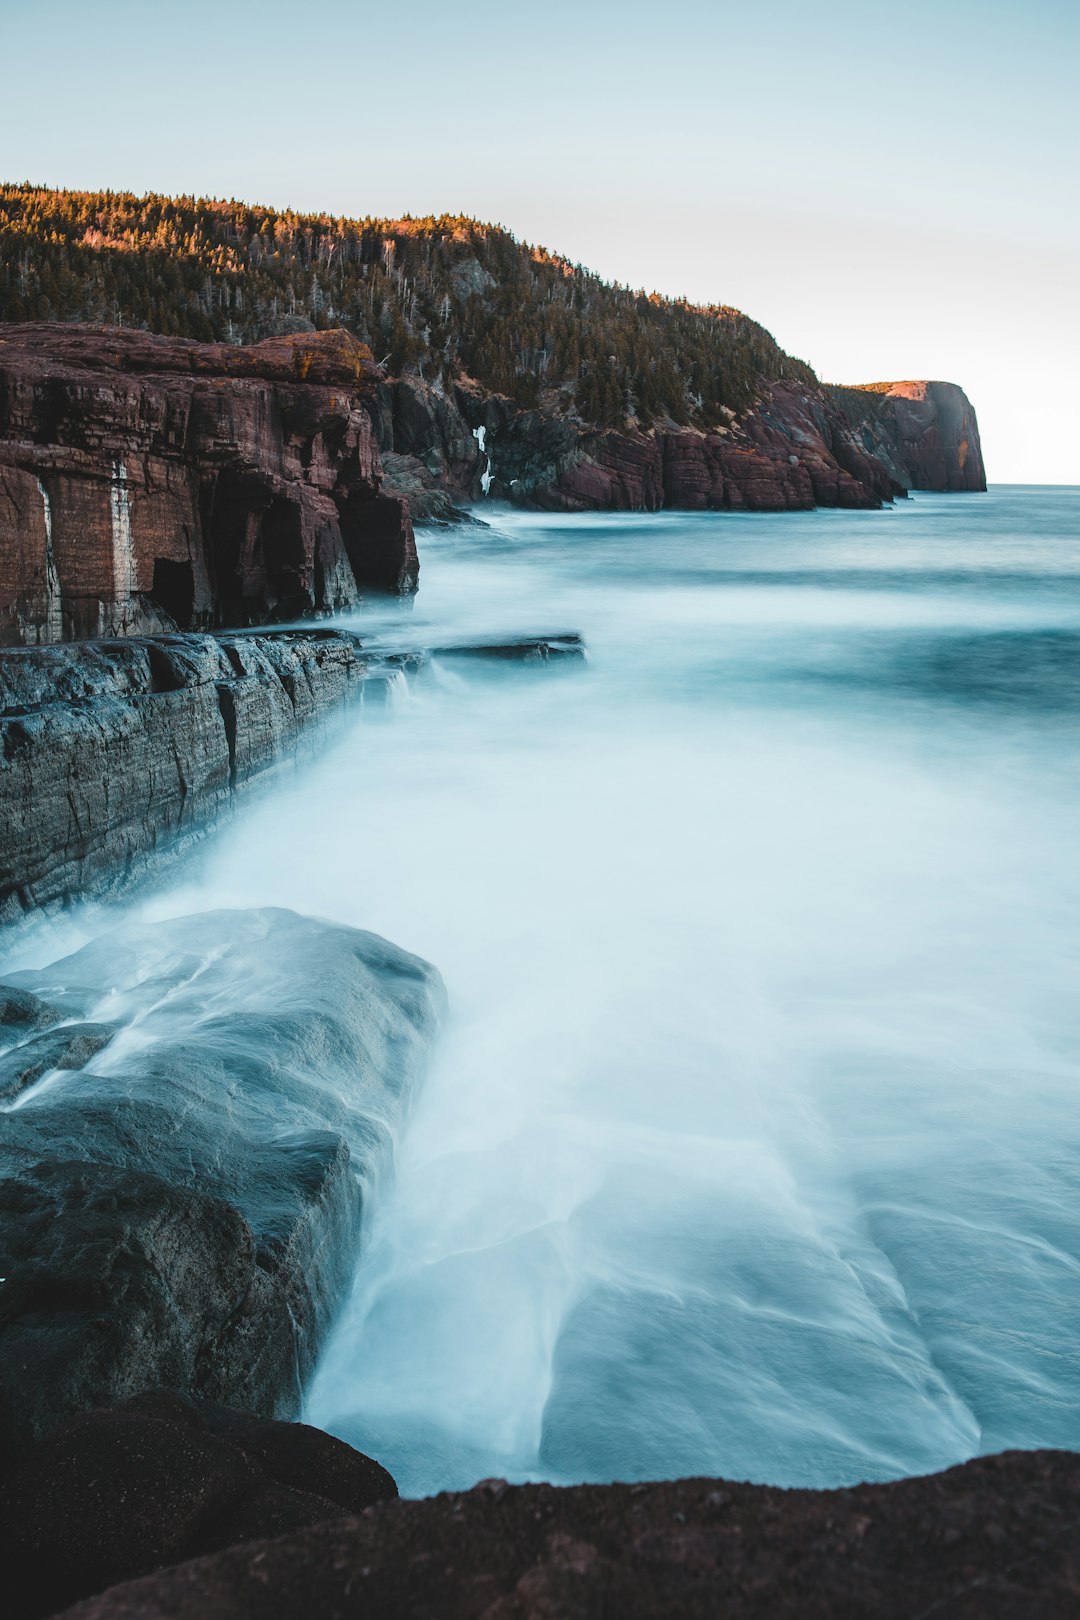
xmin=2 ymin=0 xmax=1077 ymax=482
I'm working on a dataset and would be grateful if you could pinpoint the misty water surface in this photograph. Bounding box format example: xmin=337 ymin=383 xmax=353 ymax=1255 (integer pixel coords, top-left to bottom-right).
xmin=11 ymin=486 xmax=1080 ymax=1495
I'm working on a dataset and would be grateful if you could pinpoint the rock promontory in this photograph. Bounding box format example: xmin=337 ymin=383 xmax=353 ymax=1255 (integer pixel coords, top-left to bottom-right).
xmin=369 ymin=371 xmax=986 ymax=521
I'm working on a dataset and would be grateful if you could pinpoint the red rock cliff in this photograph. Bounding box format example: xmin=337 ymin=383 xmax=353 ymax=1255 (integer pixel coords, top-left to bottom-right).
xmin=371 ymin=372 xmax=986 ymax=520
xmin=872 ymin=380 xmax=986 ymax=491
xmin=0 ymin=325 xmax=418 ymax=646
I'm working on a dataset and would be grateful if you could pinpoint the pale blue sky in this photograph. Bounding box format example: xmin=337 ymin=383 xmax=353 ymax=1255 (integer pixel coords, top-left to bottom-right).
xmin=3 ymin=0 xmax=1077 ymax=480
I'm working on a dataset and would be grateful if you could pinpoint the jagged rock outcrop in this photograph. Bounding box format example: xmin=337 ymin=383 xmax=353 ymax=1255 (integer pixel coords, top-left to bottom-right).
xmin=0 ymin=324 xmax=418 ymax=645
xmin=375 ymin=372 xmax=985 ymax=521
xmin=0 ymin=908 xmax=445 ymax=1444
xmin=0 ymin=626 xmax=585 ymax=920
xmin=0 ymin=628 xmax=387 ymax=920
xmin=52 ymin=1448 xmax=1080 ymax=1619
xmin=1 ymin=1393 xmax=397 ymax=1620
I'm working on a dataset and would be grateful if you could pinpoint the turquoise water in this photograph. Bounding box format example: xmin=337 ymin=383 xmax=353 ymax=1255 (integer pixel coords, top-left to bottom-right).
xmin=37 ymin=486 xmax=1080 ymax=1495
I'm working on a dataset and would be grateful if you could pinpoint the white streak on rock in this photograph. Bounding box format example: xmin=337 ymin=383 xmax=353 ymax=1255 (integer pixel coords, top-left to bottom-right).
xmin=37 ymin=478 xmax=63 ymax=643
xmin=473 ymin=426 xmax=493 ymax=496
xmin=110 ymin=459 xmax=135 ymax=608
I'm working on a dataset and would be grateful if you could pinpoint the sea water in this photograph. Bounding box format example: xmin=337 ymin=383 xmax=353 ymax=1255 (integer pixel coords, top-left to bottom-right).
xmin=15 ymin=487 xmax=1080 ymax=1495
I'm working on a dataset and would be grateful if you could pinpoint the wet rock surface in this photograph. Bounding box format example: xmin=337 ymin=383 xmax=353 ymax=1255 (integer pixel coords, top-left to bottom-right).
xmin=0 ymin=324 xmax=417 ymax=646
xmin=0 ymin=628 xmax=379 ymax=918
xmin=0 ymin=1020 xmax=116 ymax=1102
xmin=0 ymin=907 xmax=445 ymax=1442
xmin=51 ymin=1447 xmax=1080 ymax=1619
xmin=0 ymin=625 xmax=588 ymax=918
xmin=0 ymin=1391 xmax=397 ymax=1620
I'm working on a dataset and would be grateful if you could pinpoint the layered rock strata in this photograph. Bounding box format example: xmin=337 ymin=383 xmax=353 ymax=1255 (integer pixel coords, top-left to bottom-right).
xmin=0 ymin=907 xmax=445 ymax=1445
xmin=0 ymin=324 xmax=418 ymax=646
xmin=0 ymin=322 xmax=986 ymax=644
xmin=0 ymin=628 xmax=381 ymax=920
xmin=54 ymin=1447 xmax=1080 ymax=1619
xmin=0 ymin=626 xmax=585 ymax=922
xmin=370 ymin=373 xmax=986 ymax=520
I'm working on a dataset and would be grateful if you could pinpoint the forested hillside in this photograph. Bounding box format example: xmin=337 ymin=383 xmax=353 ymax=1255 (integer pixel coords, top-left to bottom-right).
xmin=0 ymin=183 xmax=816 ymax=430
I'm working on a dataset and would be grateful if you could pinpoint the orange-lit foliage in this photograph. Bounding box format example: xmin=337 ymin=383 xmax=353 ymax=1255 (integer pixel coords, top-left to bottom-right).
xmin=0 ymin=183 xmax=817 ymax=429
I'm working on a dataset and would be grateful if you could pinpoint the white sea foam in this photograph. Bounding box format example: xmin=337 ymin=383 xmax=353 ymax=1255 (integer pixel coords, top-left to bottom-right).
xmin=7 ymin=488 xmax=1080 ymax=1497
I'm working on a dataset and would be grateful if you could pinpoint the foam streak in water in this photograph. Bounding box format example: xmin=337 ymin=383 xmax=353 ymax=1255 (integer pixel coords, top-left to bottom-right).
xmin=9 ymin=488 xmax=1080 ymax=1496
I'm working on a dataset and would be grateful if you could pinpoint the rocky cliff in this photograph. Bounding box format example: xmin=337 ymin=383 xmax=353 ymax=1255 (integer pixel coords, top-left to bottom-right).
xmin=0 ymin=324 xmax=418 ymax=646
xmin=845 ymin=379 xmax=987 ymax=492
xmin=0 ymin=628 xmax=382 ymax=919
xmin=370 ymin=371 xmax=986 ymax=523
xmin=0 ymin=322 xmax=986 ymax=651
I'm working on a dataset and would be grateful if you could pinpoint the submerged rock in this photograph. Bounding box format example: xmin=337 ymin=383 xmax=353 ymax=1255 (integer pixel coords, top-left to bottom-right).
xmin=0 ymin=1391 xmax=397 ymax=1620
xmin=0 ymin=907 xmax=445 ymax=1442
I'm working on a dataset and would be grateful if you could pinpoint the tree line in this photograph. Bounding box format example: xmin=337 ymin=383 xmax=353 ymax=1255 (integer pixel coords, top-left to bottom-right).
xmin=0 ymin=184 xmax=819 ymax=430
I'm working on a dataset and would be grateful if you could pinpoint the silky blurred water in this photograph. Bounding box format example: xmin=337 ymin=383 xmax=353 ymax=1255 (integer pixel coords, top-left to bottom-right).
xmin=12 ymin=486 xmax=1080 ymax=1495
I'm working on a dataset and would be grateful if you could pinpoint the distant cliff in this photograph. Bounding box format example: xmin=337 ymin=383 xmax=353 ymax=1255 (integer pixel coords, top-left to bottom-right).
xmin=0 ymin=188 xmax=988 ymax=644
xmin=826 ymin=380 xmax=986 ymax=494
xmin=367 ymin=372 xmax=985 ymax=520
xmin=0 ymin=324 xmax=417 ymax=646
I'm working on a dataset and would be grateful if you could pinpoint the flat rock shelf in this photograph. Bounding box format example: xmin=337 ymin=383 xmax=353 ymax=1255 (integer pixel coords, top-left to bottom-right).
xmin=0 ymin=626 xmax=586 ymax=919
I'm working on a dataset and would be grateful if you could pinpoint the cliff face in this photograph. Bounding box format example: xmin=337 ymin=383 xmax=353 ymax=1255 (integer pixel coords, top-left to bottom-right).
xmin=873 ymin=380 xmax=987 ymax=492
xmin=0 ymin=321 xmax=987 ymax=650
xmin=0 ymin=629 xmax=384 ymax=918
xmin=0 ymin=325 xmax=418 ymax=646
xmin=370 ymin=372 xmax=986 ymax=522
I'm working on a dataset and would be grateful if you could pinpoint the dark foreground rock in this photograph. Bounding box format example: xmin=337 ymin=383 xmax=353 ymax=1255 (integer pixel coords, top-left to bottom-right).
xmin=49 ymin=1447 xmax=1080 ymax=1620
xmin=0 ymin=1392 xmax=397 ymax=1620
xmin=0 ymin=907 xmax=445 ymax=1442
xmin=0 ymin=323 xmax=418 ymax=646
